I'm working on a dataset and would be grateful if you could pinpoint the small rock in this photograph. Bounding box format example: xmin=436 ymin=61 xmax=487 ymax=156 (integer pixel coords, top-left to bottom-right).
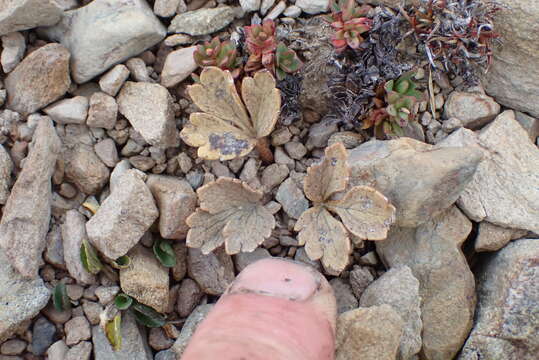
xmin=92 ymin=310 xmax=153 ymax=360
xmin=149 ymin=327 xmax=174 ymax=351
xmin=160 ymin=46 xmax=197 ymax=88
xmin=46 ymin=340 xmax=68 ymax=360
xmin=168 ymin=6 xmax=240 ymax=36
xmin=360 ymin=266 xmax=422 ymax=360
xmin=44 ymin=225 xmax=66 ymax=270
xmin=438 ymin=111 xmax=539 ymax=233
xmin=296 ymin=0 xmax=329 ymax=14
xmin=109 ymin=159 xmax=131 ymax=192
xmin=515 ymin=111 xmax=539 ymax=142
xmin=120 ymin=246 xmax=169 ymax=313
xmin=99 ymin=64 xmax=130 ymax=97
xmin=61 ymin=210 xmax=97 ymax=285
xmin=154 ymin=0 xmax=182 ymax=17
xmin=0 ymin=0 xmax=62 ymax=35
xmin=95 ymin=286 xmax=120 ymax=305
xmin=261 ymin=163 xmax=289 ymax=190
xmin=0 ymin=118 xmax=61 ymax=277
xmin=444 ymin=91 xmax=500 ymax=129
xmin=121 ymin=139 xmax=144 ymax=157
xmin=31 ymin=317 xmax=56 ymax=355
xmin=1 ymin=32 xmax=25 ymax=73
xmin=87 ymin=92 xmax=118 ymax=130
xmin=260 ymin=0 xmax=275 ymax=15
xmin=44 ymin=96 xmax=89 ymax=125
xmin=176 ymin=278 xmax=203 ymax=318
xmin=41 ymin=303 xmax=72 ymax=325
xmin=264 ymin=1 xmax=286 ymax=20
xmin=306 ymin=118 xmax=338 ymax=149
xmin=271 ymin=128 xmax=292 ymax=146
xmin=164 ymin=34 xmax=193 ymax=47
xmin=376 ymin=206 xmax=475 ymax=360
xmin=330 ymin=278 xmax=358 ymax=314
xmin=65 ymin=316 xmax=91 ymax=346
xmin=172 ymin=242 xmax=188 ymax=281
xmin=188 ymin=247 xmax=235 ymax=296
xmin=284 ymin=141 xmax=307 ymax=160
xmin=459 ymin=239 xmax=539 ymax=360
xmin=171 ymin=304 xmax=213 ymax=358
xmin=336 ymin=305 xmax=404 ymax=360
xmin=63 ymin=144 xmax=110 ymax=195
xmin=5 ymin=43 xmax=71 ymax=115
xmin=129 ymin=155 xmax=155 ymax=171
xmin=65 ymin=341 xmax=92 ymax=360
xmin=118 ymin=82 xmax=179 ymax=148
xmin=94 ymin=138 xmax=119 ymax=167
xmin=66 ymin=284 xmax=84 ymax=301
xmin=81 ymin=301 xmax=102 ymax=326
xmin=348 ymin=138 xmax=482 ymax=227
xmin=239 ymin=158 xmax=258 ymax=181
xmin=284 ymin=5 xmax=302 ymax=17
xmin=41 ymin=0 xmax=166 ymax=83
xmin=475 ymin=221 xmax=528 ymax=252
xmin=155 ymin=349 xmax=176 ymax=360
xmin=86 ymin=170 xmax=159 ymax=259
xmin=294 ymin=246 xmax=322 ymax=272
xmin=349 ymin=266 xmax=374 ymax=299
xmin=126 ymin=57 xmax=151 ymax=83
xmin=234 ymin=248 xmax=271 ymax=272
xmin=147 ymin=175 xmax=197 ymax=240
xmin=0 ymin=144 xmax=13 ymax=204
xmin=240 ymin=0 xmax=260 ymax=12
xmin=327 ymin=131 xmax=364 ymax=149
xmin=1 ymin=339 xmax=26 ymax=356
xmin=275 ymin=178 xmax=309 ymax=219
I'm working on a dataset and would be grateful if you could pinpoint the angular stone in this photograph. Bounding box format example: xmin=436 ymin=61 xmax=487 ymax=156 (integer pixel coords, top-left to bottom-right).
xmin=44 ymin=224 xmax=65 ymax=269
xmin=99 ymin=64 xmax=130 ymax=97
xmin=120 ymin=246 xmax=169 ymax=313
xmin=330 ymin=278 xmax=358 ymax=314
xmin=475 ymin=221 xmax=528 ymax=252
xmin=349 ymin=265 xmax=374 ymax=299
xmin=1 ymin=31 xmax=25 ymax=73
xmin=275 ymin=178 xmax=309 ymax=219
xmin=176 ymin=278 xmax=203 ymax=317
xmin=188 ymin=247 xmax=235 ymax=296
xmin=439 ymin=111 xmax=539 ymax=233
xmin=65 ymin=316 xmax=91 ymax=346
xmin=336 ymin=305 xmax=404 ymax=360
xmin=444 ymin=91 xmax=500 ymax=129
xmin=44 ymin=96 xmax=89 ymax=125
xmin=483 ymin=0 xmax=539 ymax=118
xmin=64 ymin=144 xmax=110 ymax=195
xmin=94 ymin=138 xmax=119 ymax=168
xmin=171 ymin=304 xmax=213 ymax=358
xmin=5 ymin=43 xmax=71 ymax=115
xmin=168 ymin=6 xmax=240 ymax=36
xmin=0 ymin=118 xmax=61 ymax=278
xmin=154 ymin=0 xmax=181 ymax=17
xmin=87 ymin=92 xmax=118 ymax=130
xmin=31 ymin=317 xmax=56 ymax=355
xmin=0 ymin=0 xmax=62 ymax=36
xmin=117 ymin=82 xmax=179 ymax=148
xmin=61 ymin=210 xmax=97 ymax=285
xmin=160 ymin=46 xmax=197 ymax=88
xmin=147 ymin=175 xmax=196 ymax=240
xmin=172 ymin=242 xmax=187 ymax=281
xmin=86 ymin=170 xmax=159 ymax=259
xmin=46 ymin=340 xmax=68 ymax=360
xmin=0 ymin=248 xmax=50 ymax=342
xmin=360 ymin=266 xmax=422 ymax=360
xmin=42 ymin=0 xmax=166 ymax=83
xmin=296 ymin=0 xmax=329 ymax=14
xmin=125 ymin=57 xmax=151 ymax=83
xmin=376 ymin=206 xmax=475 ymax=360
xmin=515 ymin=111 xmax=539 ymax=142
xmin=240 ymin=0 xmax=261 ymax=12
xmin=459 ymin=239 xmax=539 ymax=360
xmin=234 ymin=247 xmax=271 ymax=272
xmin=0 ymin=144 xmax=12 ymax=204
xmin=348 ymin=137 xmax=482 ymax=227
xmin=92 ymin=312 xmax=152 ymax=360
xmin=65 ymin=341 xmax=92 ymax=360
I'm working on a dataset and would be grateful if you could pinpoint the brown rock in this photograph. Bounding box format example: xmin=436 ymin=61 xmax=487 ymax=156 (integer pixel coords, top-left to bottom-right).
xmin=187 ymin=247 xmax=235 ymax=296
xmin=444 ymin=91 xmax=500 ymax=129
xmin=63 ymin=144 xmax=110 ymax=195
xmin=176 ymin=278 xmax=203 ymax=317
xmin=5 ymin=43 xmax=71 ymax=115
xmin=65 ymin=316 xmax=91 ymax=346
xmin=475 ymin=221 xmax=528 ymax=252
xmin=86 ymin=92 xmax=118 ymax=130
xmin=172 ymin=242 xmax=188 ymax=281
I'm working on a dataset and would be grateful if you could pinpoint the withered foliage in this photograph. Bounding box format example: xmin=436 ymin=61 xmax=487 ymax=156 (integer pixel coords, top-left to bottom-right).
xmin=295 ymin=143 xmax=396 ymax=275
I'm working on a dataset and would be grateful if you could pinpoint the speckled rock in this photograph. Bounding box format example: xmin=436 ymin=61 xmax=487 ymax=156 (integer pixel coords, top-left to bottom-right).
xmin=444 ymin=91 xmax=500 ymax=129
xmin=160 ymin=46 xmax=197 ymax=88
xmin=0 ymin=0 xmax=62 ymax=36
xmin=475 ymin=221 xmax=528 ymax=252
xmin=275 ymin=178 xmax=309 ymax=219
xmin=168 ymin=6 xmax=241 ymax=36
xmin=63 ymin=144 xmax=110 ymax=195
xmin=44 ymin=96 xmax=89 ymax=125
xmin=0 ymin=144 xmax=12 ymax=204
xmin=188 ymin=247 xmax=235 ymax=296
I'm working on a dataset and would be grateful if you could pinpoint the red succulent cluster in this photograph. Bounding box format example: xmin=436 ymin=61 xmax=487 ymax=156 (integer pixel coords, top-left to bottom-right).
xmin=193 ymin=37 xmax=242 ymax=78
xmin=324 ymin=0 xmax=373 ymax=53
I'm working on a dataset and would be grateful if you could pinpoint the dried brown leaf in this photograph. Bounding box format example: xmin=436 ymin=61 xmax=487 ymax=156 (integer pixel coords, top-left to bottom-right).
xmin=186 ymin=178 xmax=275 ymax=254
xmin=304 ymin=143 xmax=350 ymax=204
xmin=295 ymin=206 xmax=351 ymax=275
xmin=180 ymin=67 xmax=280 ymax=160
xmin=326 ymin=186 xmax=396 ymax=240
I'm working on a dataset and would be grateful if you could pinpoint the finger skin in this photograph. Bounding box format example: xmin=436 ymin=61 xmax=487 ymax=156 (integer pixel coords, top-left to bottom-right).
xmin=181 ymin=258 xmax=337 ymax=360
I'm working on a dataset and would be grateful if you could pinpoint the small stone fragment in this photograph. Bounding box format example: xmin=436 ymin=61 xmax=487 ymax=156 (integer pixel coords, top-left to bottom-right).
xmin=330 ymin=278 xmax=359 ymax=314
xmin=86 ymin=170 xmax=158 ymax=259
xmin=172 ymin=242 xmax=188 ymax=281
xmin=349 ymin=266 xmax=374 ymax=299
xmin=1 ymin=339 xmax=26 ymax=355
xmin=475 ymin=221 xmax=528 ymax=252
xmin=5 ymin=43 xmax=71 ymax=115
xmin=240 ymin=0 xmax=261 ymax=12
xmin=120 ymin=246 xmax=169 ymax=313
xmin=87 ymin=92 xmax=118 ymax=130
xmin=81 ymin=301 xmax=102 ymax=326
xmin=31 ymin=317 xmax=56 ymax=355
xmin=1 ymin=32 xmax=25 ymax=73
xmin=65 ymin=341 xmax=92 ymax=360
xmin=94 ymin=138 xmax=119 ymax=167
xmin=44 ymin=96 xmax=89 ymax=125
xmin=160 ymin=46 xmax=197 ymax=88
xmin=95 ymin=285 xmax=120 ymax=305
xmin=149 ymin=327 xmax=175 ymax=351
xmin=444 ymin=91 xmax=500 ymax=129
xmin=126 ymin=57 xmax=152 ymax=82
xmin=99 ymin=64 xmax=130 ymax=97
xmin=168 ymin=7 xmax=240 ymax=36
xmin=154 ymin=0 xmax=182 ymax=17
xmin=147 ymin=175 xmax=196 ymax=240
xmin=284 ymin=141 xmax=307 ymax=160
xmin=296 ymin=0 xmax=329 ymax=14
xmin=275 ymin=178 xmax=309 ymax=219
xmin=176 ymin=278 xmax=203 ymax=317
xmin=234 ymin=247 xmax=271 ymax=272
xmin=0 ymin=144 xmax=13 ymax=204
xmin=171 ymin=304 xmax=213 ymax=358
xmin=188 ymin=247 xmax=235 ymax=296
xmin=46 ymin=340 xmax=68 ymax=360
xmin=65 ymin=316 xmax=91 ymax=346
xmin=264 ymin=1 xmax=286 ymax=20
xmin=63 ymin=144 xmax=110 ymax=195
xmin=0 ymin=0 xmax=63 ymax=35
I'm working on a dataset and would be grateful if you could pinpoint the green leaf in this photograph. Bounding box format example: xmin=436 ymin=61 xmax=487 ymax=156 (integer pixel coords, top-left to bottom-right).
xmin=111 ymin=255 xmax=131 ymax=269
xmin=80 ymin=239 xmax=103 ymax=275
xmin=105 ymin=313 xmax=122 ymax=351
xmin=114 ymin=293 xmax=133 ymax=310
xmin=153 ymin=238 xmax=176 ymax=268
xmin=131 ymin=303 xmax=166 ymax=328
xmin=53 ymin=283 xmax=71 ymax=312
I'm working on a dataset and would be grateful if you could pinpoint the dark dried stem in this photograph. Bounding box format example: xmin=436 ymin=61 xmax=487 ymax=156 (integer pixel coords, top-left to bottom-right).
xmin=256 ymin=137 xmax=274 ymax=163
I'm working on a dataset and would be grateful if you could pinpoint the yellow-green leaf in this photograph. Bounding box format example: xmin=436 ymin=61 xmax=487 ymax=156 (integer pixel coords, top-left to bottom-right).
xmin=105 ymin=313 xmax=122 ymax=351
xmin=80 ymin=238 xmax=103 ymax=275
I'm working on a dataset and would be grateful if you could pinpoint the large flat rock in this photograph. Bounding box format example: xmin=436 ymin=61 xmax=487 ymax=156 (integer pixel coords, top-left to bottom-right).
xmin=0 ymin=0 xmax=62 ymax=36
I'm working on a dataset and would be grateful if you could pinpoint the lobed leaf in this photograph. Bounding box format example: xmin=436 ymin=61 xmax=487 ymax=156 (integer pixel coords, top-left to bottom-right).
xmin=326 ymin=186 xmax=396 ymax=240
xmin=295 ymin=206 xmax=351 ymax=275
xmin=80 ymin=238 xmax=103 ymax=275
xmin=304 ymin=143 xmax=350 ymax=204
xmin=105 ymin=313 xmax=122 ymax=351
xmin=53 ymin=283 xmax=71 ymax=312
xmin=153 ymin=238 xmax=176 ymax=268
